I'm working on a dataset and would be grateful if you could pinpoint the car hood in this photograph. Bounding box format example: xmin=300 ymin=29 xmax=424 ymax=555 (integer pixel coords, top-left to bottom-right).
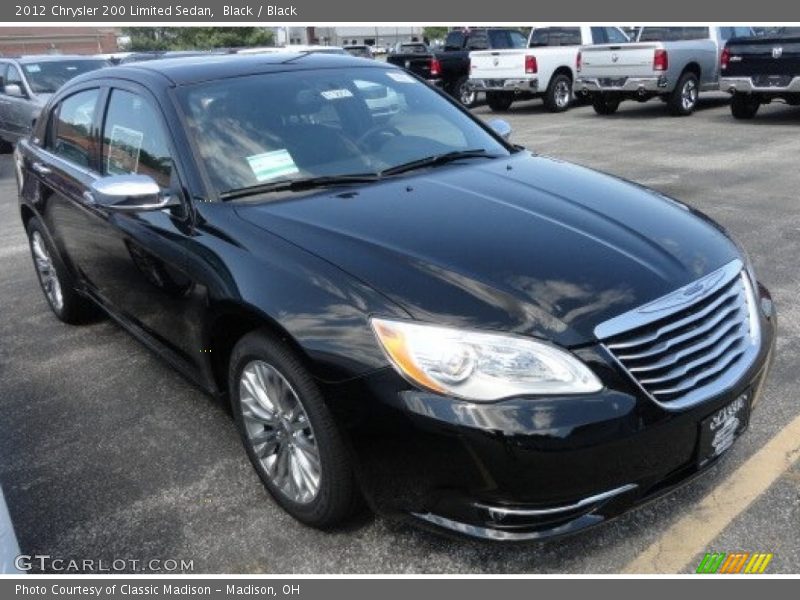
xmin=234 ymin=153 xmax=739 ymax=346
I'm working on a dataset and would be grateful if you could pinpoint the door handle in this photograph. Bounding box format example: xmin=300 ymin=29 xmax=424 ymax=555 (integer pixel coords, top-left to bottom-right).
xmin=32 ymin=162 xmax=51 ymax=176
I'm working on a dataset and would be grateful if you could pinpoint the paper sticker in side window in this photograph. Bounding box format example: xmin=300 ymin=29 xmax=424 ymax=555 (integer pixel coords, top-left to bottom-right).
xmin=107 ymin=125 xmax=144 ymax=176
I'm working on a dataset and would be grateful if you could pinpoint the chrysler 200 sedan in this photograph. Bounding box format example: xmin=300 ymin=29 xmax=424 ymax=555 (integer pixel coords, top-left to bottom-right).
xmin=15 ymin=53 xmax=775 ymax=541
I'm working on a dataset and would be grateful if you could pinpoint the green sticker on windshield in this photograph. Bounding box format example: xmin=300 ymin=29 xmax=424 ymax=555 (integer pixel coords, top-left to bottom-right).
xmin=246 ymin=149 xmax=299 ymax=182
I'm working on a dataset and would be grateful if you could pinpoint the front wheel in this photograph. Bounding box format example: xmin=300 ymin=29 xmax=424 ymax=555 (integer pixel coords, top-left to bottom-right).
xmin=730 ymin=94 xmax=761 ymax=119
xmin=543 ymin=74 xmax=573 ymax=112
xmin=486 ymin=91 xmax=514 ymax=112
xmin=229 ymin=330 xmax=361 ymax=528
xmin=592 ymin=95 xmax=621 ymax=115
xmin=453 ymin=76 xmax=477 ymax=108
xmin=668 ymin=72 xmax=699 ymax=116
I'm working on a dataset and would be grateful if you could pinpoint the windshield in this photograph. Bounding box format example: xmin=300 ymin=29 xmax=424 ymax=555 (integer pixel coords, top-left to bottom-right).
xmin=178 ymin=66 xmax=510 ymax=197
xmin=22 ymin=60 xmax=107 ymax=94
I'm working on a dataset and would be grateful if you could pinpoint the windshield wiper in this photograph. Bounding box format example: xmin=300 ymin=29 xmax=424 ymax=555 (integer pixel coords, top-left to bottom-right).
xmin=220 ymin=173 xmax=381 ymax=201
xmin=379 ymin=149 xmax=500 ymax=177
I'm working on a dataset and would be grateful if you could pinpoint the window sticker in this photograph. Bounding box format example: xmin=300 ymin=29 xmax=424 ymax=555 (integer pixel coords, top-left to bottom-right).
xmin=320 ymin=88 xmax=354 ymax=100
xmin=25 ymin=64 xmax=41 ymax=73
xmin=107 ymin=125 xmax=144 ymax=176
xmin=246 ymin=149 xmax=299 ymax=182
xmin=386 ymin=72 xmax=415 ymax=83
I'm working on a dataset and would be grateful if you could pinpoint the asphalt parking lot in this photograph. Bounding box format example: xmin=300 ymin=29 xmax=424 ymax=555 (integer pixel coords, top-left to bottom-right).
xmin=1 ymin=93 xmax=798 ymax=574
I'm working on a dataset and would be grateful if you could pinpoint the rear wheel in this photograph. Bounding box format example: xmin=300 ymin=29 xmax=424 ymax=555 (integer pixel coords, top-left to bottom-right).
xmin=543 ymin=73 xmax=572 ymax=112
xmin=730 ymin=94 xmax=761 ymax=119
xmin=229 ymin=330 xmax=361 ymax=528
xmin=486 ymin=91 xmax=514 ymax=112
xmin=592 ymin=95 xmax=621 ymax=115
xmin=452 ymin=76 xmax=477 ymax=108
xmin=26 ymin=217 xmax=96 ymax=324
xmin=668 ymin=71 xmax=699 ymax=116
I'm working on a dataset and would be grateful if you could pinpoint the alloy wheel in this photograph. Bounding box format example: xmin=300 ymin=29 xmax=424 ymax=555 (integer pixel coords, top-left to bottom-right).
xmin=681 ymin=79 xmax=698 ymax=111
xmin=31 ymin=231 xmax=63 ymax=312
xmin=239 ymin=360 xmax=321 ymax=504
xmin=555 ymin=80 xmax=571 ymax=108
xmin=459 ymin=83 xmax=476 ymax=106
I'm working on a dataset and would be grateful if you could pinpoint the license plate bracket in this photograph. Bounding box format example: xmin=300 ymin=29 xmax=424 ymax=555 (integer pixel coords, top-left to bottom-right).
xmin=697 ymin=392 xmax=751 ymax=467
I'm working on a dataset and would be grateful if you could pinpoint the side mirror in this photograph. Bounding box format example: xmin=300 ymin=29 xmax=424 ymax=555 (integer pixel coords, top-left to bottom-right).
xmin=488 ymin=118 xmax=512 ymax=141
xmin=5 ymin=83 xmax=26 ymax=98
xmin=88 ymin=174 xmax=180 ymax=212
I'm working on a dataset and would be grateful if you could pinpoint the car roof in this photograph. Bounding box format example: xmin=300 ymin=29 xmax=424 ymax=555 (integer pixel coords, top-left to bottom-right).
xmin=81 ymin=52 xmax=392 ymax=86
xmin=3 ymin=54 xmax=106 ymax=63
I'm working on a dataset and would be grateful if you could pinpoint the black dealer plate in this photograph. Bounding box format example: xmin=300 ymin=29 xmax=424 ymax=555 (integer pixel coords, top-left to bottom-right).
xmin=697 ymin=393 xmax=750 ymax=467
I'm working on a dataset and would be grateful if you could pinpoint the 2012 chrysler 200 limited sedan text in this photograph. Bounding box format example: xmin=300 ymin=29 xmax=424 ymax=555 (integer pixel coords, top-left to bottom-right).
xmin=16 ymin=54 xmax=776 ymax=541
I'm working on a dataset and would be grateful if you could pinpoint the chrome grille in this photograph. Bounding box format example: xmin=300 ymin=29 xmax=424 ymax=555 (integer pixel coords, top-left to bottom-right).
xmin=595 ymin=260 xmax=761 ymax=409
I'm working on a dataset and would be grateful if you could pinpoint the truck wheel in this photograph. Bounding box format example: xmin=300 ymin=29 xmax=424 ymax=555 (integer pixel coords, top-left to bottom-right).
xmin=730 ymin=94 xmax=761 ymax=119
xmin=543 ymin=73 xmax=573 ymax=112
xmin=668 ymin=71 xmax=699 ymax=116
xmin=486 ymin=92 xmax=514 ymax=112
xmin=592 ymin=95 xmax=621 ymax=115
xmin=453 ymin=76 xmax=477 ymax=108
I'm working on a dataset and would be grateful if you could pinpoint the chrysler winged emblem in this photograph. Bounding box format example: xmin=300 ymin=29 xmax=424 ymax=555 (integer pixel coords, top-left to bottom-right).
xmin=772 ymin=47 xmax=783 ymax=59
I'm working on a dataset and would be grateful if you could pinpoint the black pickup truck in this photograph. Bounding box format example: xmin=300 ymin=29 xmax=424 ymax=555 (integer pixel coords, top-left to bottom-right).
xmin=386 ymin=28 xmax=528 ymax=107
xmin=720 ymin=27 xmax=800 ymax=119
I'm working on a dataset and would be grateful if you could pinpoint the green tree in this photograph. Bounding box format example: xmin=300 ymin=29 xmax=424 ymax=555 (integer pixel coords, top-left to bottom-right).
xmin=124 ymin=27 xmax=274 ymax=51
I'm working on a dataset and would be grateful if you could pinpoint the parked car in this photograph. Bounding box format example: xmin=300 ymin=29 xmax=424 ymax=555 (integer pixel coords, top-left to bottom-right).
xmin=0 ymin=486 xmax=22 ymax=573
xmin=15 ymin=53 xmax=776 ymax=541
xmin=344 ymin=45 xmax=374 ymax=59
xmin=469 ymin=26 xmax=629 ymax=112
xmin=387 ymin=28 xmax=529 ymax=107
xmin=720 ymin=27 xmax=800 ymax=119
xmin=576 ymin=26 xmax=754 ymax=115
xmin=0 ymin=55 xmax=107 ymax=151
xmin=119 ymin=51 xmax=212 ymax=64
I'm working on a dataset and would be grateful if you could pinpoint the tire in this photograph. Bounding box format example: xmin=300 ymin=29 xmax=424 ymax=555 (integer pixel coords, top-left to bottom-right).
xmin=592 ymin=95 xmax=621 ymax=115
xmin=730 ymin=94 xmax=761 ymax=119
xmin=543 ymin=73 xmax=573 ymax=112
xmin=229 ymin=330 xmax=361 ymax=528
xmin=668 ymin=71 xmax=700 ymax=116
xmin=25 ymin=216 xmax=96 ymax=324
xmin=452 ymin=76 xmax=477 ymax=108
xmin=486 ymin=91 xmax=514 ymax=112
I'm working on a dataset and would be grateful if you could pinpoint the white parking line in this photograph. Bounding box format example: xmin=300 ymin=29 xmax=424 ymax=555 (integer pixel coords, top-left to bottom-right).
xmin=624 ymin=413 xmax=800 ymax=573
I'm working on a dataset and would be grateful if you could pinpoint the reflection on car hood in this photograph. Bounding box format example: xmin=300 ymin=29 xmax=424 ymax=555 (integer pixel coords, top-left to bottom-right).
xmin=235 ymin=153 xmax=739 ymax=346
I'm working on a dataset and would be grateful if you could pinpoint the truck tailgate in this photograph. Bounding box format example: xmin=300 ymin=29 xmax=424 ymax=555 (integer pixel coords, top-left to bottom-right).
xmin=579 ymin=43 xmax=659 ymax=79
xmin=724 ymin=36 xmax=800 ymax=79
xmin=387 ymin=54 xmax=436 ymax=79
xmin=469 ymin=50 xmax=527 ymax=79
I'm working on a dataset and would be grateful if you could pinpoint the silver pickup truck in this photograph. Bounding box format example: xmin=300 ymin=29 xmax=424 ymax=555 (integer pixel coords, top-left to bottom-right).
xmin=576 ymin=26 xmax=754 ymax=116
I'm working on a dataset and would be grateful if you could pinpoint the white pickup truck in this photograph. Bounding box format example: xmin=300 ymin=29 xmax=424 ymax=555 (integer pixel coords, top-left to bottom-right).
xmin=468 ymin=26 xmax=629 ymax=112
xmin=576 ymin=26 xmax=754 ymax=116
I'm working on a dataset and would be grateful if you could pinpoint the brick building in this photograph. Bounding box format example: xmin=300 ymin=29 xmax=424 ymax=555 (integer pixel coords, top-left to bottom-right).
xmin=0 ymin=27 xmax=121 ymax=56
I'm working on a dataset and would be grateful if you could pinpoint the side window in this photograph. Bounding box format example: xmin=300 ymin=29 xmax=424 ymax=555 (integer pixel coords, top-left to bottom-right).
xmin=102 ymin=89 xmax=173 ymax=188
xmin=604 ymin=28 xmax=629 ymax=44
xmin=50 ymin=89 xmax=99 ymax=168
xmin=5 ymin=64 xmax=24 ymax=93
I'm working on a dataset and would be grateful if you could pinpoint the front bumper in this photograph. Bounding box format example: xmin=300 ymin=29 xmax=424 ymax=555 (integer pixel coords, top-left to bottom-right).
xmin=469 ymin=78 xmax=539 ymax=93
xmin=576 ymin=75 xmax=670 ymax=95
xmin=327 ymin=284 xmax=776 ymax=541
xmin=720 ymin=76 xmax=800 ymax=95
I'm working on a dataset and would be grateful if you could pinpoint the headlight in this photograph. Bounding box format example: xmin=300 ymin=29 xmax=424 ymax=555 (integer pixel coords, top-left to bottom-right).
xmin=370 ymin=318 xmax=603 ymax=401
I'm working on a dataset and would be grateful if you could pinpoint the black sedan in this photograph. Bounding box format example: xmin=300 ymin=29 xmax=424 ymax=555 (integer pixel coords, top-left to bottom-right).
xmin=15 ymin=53 xmax=776 ymax=541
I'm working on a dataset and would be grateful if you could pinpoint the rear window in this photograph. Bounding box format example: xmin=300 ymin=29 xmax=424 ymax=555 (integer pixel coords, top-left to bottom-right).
xmin=444 ymin=31 xmax=465 ymax=50
xmin=638 ymin=27 xmax=710 ymax=42
xmin=488 ymin=30 xmax=528 ymax=49
xmin=22 ymin=59 xmax=107 ymax=94
xmin=529 ymin=27 xmax=582 ymax=47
